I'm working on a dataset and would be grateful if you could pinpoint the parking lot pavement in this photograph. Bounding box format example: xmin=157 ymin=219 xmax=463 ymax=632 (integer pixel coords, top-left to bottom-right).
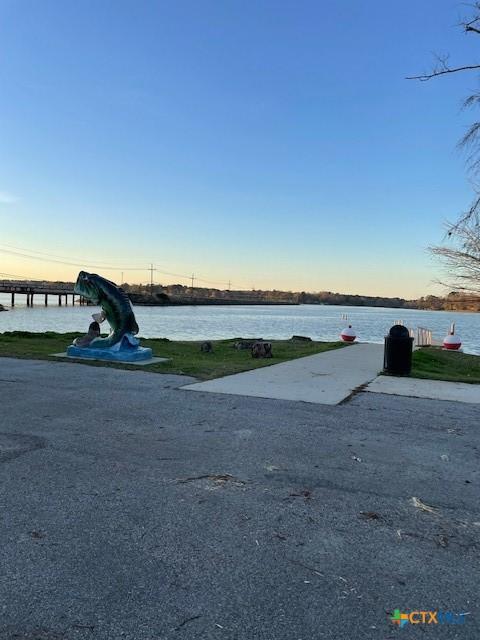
xmin=0 ymin=358 xmax=478 ymax=639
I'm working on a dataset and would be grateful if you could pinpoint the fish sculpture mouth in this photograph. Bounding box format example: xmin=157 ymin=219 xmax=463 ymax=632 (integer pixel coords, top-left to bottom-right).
xmin=74 ymin=271 xmax=101 ymax=305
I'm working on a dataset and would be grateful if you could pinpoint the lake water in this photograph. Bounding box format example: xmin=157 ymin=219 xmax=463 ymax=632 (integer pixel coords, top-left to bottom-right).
xmin=1 ymin=295 xmax=478 ymax=354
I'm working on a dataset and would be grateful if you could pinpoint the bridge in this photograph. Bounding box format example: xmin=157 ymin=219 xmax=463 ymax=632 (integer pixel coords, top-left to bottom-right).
xmin=0 ymin=280 xmax=87 ymax=306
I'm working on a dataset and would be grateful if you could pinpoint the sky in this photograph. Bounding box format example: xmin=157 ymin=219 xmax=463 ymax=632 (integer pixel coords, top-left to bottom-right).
xmin=0 ymin=0 xmax=478 ymax=297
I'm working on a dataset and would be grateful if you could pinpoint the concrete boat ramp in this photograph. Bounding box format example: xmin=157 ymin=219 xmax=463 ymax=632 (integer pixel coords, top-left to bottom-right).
xmin=183 ymin=343 xmax=384 ymax=405
xmin=184 ymin=342 xmax=480 ymax=406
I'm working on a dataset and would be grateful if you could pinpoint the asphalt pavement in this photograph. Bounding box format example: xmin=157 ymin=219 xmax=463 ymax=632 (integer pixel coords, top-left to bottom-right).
xmin=0 ymin=357 xmax=478 ymax=639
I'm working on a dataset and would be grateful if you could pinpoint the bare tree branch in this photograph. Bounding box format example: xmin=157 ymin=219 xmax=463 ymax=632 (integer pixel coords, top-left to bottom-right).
xmin=461 ymin=3 xmax=480 ymax=33
xmin=410 ymin=3 xmax=480 ymax=297
xmin=406 ymin=63 xmax=480 ymax=81
xmin=462 ymin=93 xmax=480 ymax=108
xmin=430 ymin=215 xmax=480 ymax=294
xmin=448 ymin=194 xmax=480 ymax=234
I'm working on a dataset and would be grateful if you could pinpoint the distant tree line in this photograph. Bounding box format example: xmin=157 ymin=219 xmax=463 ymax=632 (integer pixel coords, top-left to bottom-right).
xmin=122 ymin=282 xmax=480 ymax=311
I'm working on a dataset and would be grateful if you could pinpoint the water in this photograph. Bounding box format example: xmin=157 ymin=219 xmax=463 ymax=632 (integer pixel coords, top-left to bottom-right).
xmin=1 ymin=295 xmax=478 ymax=354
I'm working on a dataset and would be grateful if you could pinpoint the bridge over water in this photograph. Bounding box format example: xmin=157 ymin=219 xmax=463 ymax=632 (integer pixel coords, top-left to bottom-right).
xmin=0 ymin=281 xmax=87 ymax=306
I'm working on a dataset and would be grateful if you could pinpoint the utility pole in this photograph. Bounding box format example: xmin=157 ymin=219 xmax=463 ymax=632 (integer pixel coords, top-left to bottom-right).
xmin=190 ymin=273 xmax=195 ymax=289
xmin=121 ymin=271 xmax=124 ymax=285
xmin=149 ymin=264 xmax=156 ymax=296
xmin=227 ymin=280 xmax=231 ymax=291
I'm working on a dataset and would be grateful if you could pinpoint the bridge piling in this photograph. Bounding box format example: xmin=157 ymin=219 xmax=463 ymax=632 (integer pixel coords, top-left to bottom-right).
xmin=0 ymin=281 xmax=75 ymax=306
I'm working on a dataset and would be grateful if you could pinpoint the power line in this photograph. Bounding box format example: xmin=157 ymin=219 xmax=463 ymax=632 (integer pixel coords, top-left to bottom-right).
xmin=0 ymin=271 xmax=32 ymax=280
xmin=0 ymin=247 xmax=181 ymax=281
xmin=0 ymin=268 xmax=255 ymax=291
xmin=0 ymin=243 xmax=243 ymax=288
xmin=0 ymin=242 xmax=147 ymax=265
xmin=0 ymin=247 xmax=145 ymax=271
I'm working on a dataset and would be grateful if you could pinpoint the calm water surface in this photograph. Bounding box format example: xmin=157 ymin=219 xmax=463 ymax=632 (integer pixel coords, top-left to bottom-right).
xmin=1 ymin=296 xmax=478 ymax=354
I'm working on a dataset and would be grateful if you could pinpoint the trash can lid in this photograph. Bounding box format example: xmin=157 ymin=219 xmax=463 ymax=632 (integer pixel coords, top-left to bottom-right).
xmin=388 ymin=324 xmax=410 ymax=338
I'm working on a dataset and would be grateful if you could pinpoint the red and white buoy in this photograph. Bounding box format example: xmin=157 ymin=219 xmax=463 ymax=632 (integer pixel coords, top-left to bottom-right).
xmin=340 ymin=325 xmax=356 ymax=342
xmin=443 ymin=323 xmax=461 ymax=351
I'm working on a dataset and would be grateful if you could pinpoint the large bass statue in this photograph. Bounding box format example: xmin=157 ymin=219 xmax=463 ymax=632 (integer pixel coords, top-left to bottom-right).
xmin=67 ymin=271 xmax=153 ymax=362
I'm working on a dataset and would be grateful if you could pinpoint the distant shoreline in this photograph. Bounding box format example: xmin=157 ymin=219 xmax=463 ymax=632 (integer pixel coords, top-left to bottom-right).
xmin=1 ymin=299 xmax=479 ymax=312
xmin=1 ymin=279 xmax=479 ymax=312
xmin=1 ymin=291 xmax=478 ymax=312
xmin=132 ymin=299 xmax=299 ymax=307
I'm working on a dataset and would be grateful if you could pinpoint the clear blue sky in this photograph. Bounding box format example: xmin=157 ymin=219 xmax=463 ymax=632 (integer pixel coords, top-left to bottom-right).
xmin=0 ymin=0 xmax=476 ymax=296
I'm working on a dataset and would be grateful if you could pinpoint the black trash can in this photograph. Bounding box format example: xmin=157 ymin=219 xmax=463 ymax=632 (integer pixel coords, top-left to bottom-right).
xmin=383 ymin=324 xmax=414 ymax=376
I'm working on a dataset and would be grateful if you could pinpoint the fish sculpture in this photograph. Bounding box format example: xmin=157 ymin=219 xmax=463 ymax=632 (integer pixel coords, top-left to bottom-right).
xmin=73 ymin=271 xmax=139 ymax=348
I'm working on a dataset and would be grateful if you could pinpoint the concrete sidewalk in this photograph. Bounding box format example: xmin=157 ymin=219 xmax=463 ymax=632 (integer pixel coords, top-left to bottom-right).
xmin=183 ymin=343 xmax=384 ymax=405
xmin=366 ymin=375 xmax=480 ymax=404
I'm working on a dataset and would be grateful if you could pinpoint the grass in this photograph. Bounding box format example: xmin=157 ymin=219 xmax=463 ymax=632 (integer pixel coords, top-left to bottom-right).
xmin=411 ymin=347 xmax=480 ymax=384
xmin=0 ymin=331 xmax=347 ymax=380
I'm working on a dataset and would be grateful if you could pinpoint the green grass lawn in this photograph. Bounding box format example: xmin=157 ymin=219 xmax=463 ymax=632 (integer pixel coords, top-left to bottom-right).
xmin=411 ymin=347 xmax=480 ymax=384
xmin=0 ymin=331 xmax=347 ymax=380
